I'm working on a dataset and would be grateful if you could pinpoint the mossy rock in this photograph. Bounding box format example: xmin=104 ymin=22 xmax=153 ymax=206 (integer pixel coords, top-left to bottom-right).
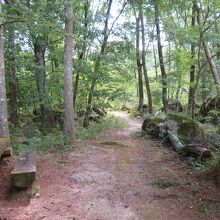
xmin=167 ymin=113 xmax=205 ymax=144
xmin=142 ymin=116 xmax=165 ymax=137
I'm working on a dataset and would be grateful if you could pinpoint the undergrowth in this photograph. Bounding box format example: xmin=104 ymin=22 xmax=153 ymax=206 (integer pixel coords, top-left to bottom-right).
xmin=192 ymin=125 xmax=220 ymax=172
xmin=11 ymin=114 xmax=127 ymax=154
xmin=76 ymin=114 xmax=127 ymax=140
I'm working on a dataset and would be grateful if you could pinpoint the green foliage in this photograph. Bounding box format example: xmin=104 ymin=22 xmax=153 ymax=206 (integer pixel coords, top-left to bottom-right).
xmin=12 ymin=133 xmax=65 ymax=155
xmin=2 ymin=0 xmax=220 ymax=177
xmin=11 ymin=114 xmax=127 ymax=154
xmin=76 ymin=114 xmax=127 ymax=140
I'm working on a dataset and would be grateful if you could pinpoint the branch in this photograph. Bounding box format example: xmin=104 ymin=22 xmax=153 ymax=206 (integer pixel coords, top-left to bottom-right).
xmin=108 ymin=0 xmax=127 ymax=36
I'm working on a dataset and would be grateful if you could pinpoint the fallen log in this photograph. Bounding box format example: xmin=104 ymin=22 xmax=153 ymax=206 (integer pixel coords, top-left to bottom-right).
xmin=11 ymin=151 xmax=37 ymax=188
xmin=167 ymin=130 xmax=211 ymax=158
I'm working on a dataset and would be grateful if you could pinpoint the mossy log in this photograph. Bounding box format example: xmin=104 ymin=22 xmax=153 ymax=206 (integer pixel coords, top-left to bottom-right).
xmin=11 ymin=151 xmax=37 ymax=188
xmin=167 ymin=130 xmax=211 ymax=158
xmin=142 ymin=114 xmax=211 ymax=158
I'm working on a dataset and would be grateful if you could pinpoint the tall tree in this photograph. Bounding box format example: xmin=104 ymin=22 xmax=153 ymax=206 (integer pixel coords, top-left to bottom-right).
xmin=154 ymin=1 xmax=168 ymax=112
xmin=188 ymin=1 xmax=196 ymax=117
xmin=29 ymin=0 xmax=56 ymax=128
xmin=7 ymin=23 xmax=18 ymax=124
xmin=73 ymin=0 xmax=89 ymax=108
xmin=140 ymin=3 xmax=153 ymax=113
xmin=133 ymin=5 xmax=144 ymax=113
xmin=133 ymin=7 xmax=144 ymax=112
xmin=5 ymin=0 xmax=19 ymax=125
xmin=0 ymin=1 xmax=10 ymax=155
xmin=83 ymin=0 xmax=113 ymax=127
xmin=64 ymin=0 xmax=75 ymax=144
xmin=195 ymin=2 xmax=220 ymax=96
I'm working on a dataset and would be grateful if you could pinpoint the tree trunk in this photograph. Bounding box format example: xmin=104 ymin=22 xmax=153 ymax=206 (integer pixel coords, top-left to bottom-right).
xmin=140 ymin=4 xmax=153 ymax=113
xmin=83 ymin=79 xmax=96 ymax=127
xmin=135 ymin=13 xmax=144 ymax=113
xmin=188 ymin=3 xmax=196 ymax=113
xmin=73 ymin=0 xmax=89 ymax=109
xmin=33 ymin=42 xmax=55 ymax=128
xmin=154 ymin=3 xmax=168 ymax=113
xmin=214 ymin=13 xmax=220 ymax=61
xmin=83 ymin=0 xmax=113 ymax=127
xmin=64 ymin=0 xmax=75 ymax=144
xmin=7 ymin=22 xmax=19 ymax=125
xmin=0 ymin=2 xmax=10 ymax=155
xmin=195 ymin=3 xmax=220 ymax=96
xmin=153 ymin=44 xmax=158 ymax=80
xmin=175 ymin=80 xmax=181 ymax=101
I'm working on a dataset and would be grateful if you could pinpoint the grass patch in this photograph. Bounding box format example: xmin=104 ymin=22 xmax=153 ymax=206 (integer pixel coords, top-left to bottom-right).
xmin=11 ymin=133 xmax=67 ymax=155
xmin=76 ymin=114 xmax=127 ymax=140
xmin=11 ymin=114 xmax=127 ymax=154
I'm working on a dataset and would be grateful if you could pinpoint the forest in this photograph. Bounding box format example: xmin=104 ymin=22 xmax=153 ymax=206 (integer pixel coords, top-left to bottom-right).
xmin=0 ymin=0 xmax=220 ymax=219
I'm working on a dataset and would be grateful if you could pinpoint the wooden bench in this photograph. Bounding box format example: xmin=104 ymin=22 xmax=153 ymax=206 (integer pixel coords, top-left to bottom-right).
xmin=11 ymin=151 xmax=37 ymax=188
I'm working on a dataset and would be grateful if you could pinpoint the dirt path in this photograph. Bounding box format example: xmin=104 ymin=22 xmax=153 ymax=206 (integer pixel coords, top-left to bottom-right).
xmin=0 ymin=112 xmax=220 ymax=220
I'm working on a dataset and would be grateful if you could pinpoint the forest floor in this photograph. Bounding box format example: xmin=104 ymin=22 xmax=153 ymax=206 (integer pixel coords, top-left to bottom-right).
xmin=0 ymin=111 xmax=220 ymax=220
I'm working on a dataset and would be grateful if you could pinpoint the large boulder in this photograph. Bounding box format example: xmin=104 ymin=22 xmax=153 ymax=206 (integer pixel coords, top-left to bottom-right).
xmin=141 ymin=116 xmax=166 ymax=137
xmin=167 ymin=113 xmax=206 ymax=144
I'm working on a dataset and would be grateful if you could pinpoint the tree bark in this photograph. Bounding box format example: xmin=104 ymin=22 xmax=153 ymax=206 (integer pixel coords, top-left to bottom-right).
xmin=140 ymin=4 xmax=153 ymax=113
xmin=188 ymin=3 xmax=196 ymax=113
xmin=7 ymin=22 xmax=19 ymax=125
xmin=195 ymin=3 xmax=220 ymax=96
xmin=64 ymin=0 xmax=75 ymax=144
xmin=154 ymin=2 xmax=168 ymax=112
xmin=73 ymin=0 xmax=89 ymax=108
xmin=135 ymin=11 xmax=144 ymax=113
xmin=0 ymin=1 xmax=10 ymax=154
xmin=33 ymin=41 xmax=55 ymax=127
xmin=153 ymin=44 xmax=158 ymax=80
xmin=214 ymin=13 xmax=220 ymax=61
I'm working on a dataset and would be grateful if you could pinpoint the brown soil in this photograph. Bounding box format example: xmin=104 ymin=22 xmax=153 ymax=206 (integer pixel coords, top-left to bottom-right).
xmin=0 ymin=111 xmax=220 ymax=220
